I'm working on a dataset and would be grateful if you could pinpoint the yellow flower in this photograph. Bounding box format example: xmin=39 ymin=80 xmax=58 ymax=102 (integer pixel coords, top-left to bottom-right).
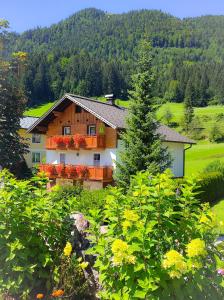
xmin=162 ymin=250 xmax=187 ymax=278
xmin=63 ymin=242 xmax=72 ymax=257
xmin=80 ymin=261 xmax=89 ymax=269
xmin=186 ymin=239 xmax=207 ymax=258
xmin=127 ymin=255 xmax=136 ymax=264
xmin=122 ymin=220 xmax=132 ymax=230
xmin=169 ymin=270 xmax=180 ymax=279
xmin=124 ymin=209 xmax=139 ymax=222
xmin=36 ymin=294 xmax=44 ymax=299
xmin=199 ymin=214 xmax=210 ymax=224
xmin=112 ymin=239 xmax=128 ymax=254
xmin=111 ymin=239 xmax=134 ymax=265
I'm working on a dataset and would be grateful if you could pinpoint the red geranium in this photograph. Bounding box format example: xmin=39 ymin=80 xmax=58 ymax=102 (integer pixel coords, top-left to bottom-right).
xmin=63 ymin=136 xmax=72 ymax=147
xmin=65 ymin=165 xmax=77 ymax=178
xmin=76 ymin=165 xmax=88 ymax=178
xmin=74 ymin=134 xmax=86 ymax=148
xmin=55 ymin=164 xmax=65 ymax=177
xmin=53 ymin=136 xmax=65 ymax=147
xmin=46 ymin=164 xmax=55 ymax=176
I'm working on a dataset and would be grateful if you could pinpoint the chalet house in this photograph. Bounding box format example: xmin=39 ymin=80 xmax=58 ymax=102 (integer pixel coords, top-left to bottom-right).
xmin=20 ymin=116 xmax=46 ymax=168
xmin=28 ymin=94 xmax=195 ymax=189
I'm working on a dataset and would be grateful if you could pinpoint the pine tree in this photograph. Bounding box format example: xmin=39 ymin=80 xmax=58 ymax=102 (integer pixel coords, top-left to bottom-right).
xmin=0 ymin=21 xmax=28 ymax=174
xmin=116 ymin=39 xmax=171 ymax=188
xmin=184 ymin=80 xmax=194 ymax=132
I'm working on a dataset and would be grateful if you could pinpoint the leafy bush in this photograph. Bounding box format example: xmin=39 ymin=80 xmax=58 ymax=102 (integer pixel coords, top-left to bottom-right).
xmin=87 ymin=171 xmax=224 ymax=299
xmin=209 ymin=123 xmax=224 ymax=142
xmin=0 ymin=171 xmax=77 ymax=298
xmin=197 ymin=171 xmax=224 ymax=204
xmin=204 ymin=160 xmax=224 ymax=176
xmin=51 ymin=185 xmax=107 ymax=215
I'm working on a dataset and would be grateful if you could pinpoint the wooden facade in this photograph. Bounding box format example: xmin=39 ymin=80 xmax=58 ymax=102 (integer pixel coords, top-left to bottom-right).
xmin=47 ymin=103 xmax=117 ymax=149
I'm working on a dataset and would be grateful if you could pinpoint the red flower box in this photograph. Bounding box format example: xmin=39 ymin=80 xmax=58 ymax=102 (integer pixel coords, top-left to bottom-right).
xmin=45 ymin=165 xmax=55 ymax=176
xmin=55 ymin=164 xmax=65 ymax=177
xmin=52 ymin=136 xmax=65 ymax=148
xmin=63 ymin=136 xmax=71 ymax=147
xmin=76 ymin=165 xmax=89 ymax=178
xmin=65 ymin=165 xmax=77 ymax=178
xmin=74 ymin=134 xmax=86 ymax=148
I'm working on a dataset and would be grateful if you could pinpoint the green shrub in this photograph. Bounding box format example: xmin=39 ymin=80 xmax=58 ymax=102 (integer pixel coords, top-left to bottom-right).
xmin=87 ymin=171 xmax=224 ymax=299
xmin=176 ymin=170 xmax=224 ymax=204
xmin=0 ymin=171 xmax=77 ymax=298
xmin=51 ymin=184 xmax=83 ymax=202
xmin=209 ymin=123 xmax=224 ymax=142
xmin=76 ymin=189 xmax=108 ymax=215
xmin=50 ymin=185 xmax=108 ymax=215
xmin=197 ymin=171 xmax=224 ymax=204
xmin=204 ymin=160 xmax=224 ymax=176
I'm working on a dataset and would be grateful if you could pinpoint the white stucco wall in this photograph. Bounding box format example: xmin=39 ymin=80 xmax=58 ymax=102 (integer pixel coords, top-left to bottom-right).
xmin=164 ymin=142 xmax=184 ymax=177
xmin=46 ymin=148 xmax=117 ymax=168
xmin=46 ymin=140 xmax=184 ymax=177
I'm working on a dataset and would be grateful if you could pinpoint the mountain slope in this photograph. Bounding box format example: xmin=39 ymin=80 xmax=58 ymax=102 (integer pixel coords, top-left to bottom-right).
xmin=7 ymin=8 xmax=224 ymax=106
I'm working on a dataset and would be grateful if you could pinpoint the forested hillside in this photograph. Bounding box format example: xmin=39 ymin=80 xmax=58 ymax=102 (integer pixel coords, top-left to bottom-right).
xmin=8 ymin=8 xmax=224 ymax=106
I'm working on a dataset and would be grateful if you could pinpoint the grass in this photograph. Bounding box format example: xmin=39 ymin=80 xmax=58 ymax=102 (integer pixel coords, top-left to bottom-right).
xmin=25 ymin=102 xmax=55 ymax=117
xmin=185 ymin=141 xmax=224 ymax=176
xmin=212 ymin=199 xmax=224 ymax=234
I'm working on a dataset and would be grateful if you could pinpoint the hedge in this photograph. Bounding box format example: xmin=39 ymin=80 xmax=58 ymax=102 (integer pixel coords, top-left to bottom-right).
xmin=176 ymin=172 xmax=224 ymax=205
xmin=196 ymin=171 xmax=224 ymax=205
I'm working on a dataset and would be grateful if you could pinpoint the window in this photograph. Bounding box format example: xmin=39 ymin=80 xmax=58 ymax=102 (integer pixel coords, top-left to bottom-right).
xmin=87 ymin=125 xmax=96 ymax=136
xmin=93 ymin=153 xmax=100 ymax=166
xmin=32 ymin=152 xmax=41 ymax=163
xmin=60 ymin=153 xmax=66 ymax=164
xmin=32 ymin=134 xmax=41 ymax=143
xmin=63 ymin=126 xmax=71 ymax=135
xmin=76 ymin=105 xmax=82 ymax=113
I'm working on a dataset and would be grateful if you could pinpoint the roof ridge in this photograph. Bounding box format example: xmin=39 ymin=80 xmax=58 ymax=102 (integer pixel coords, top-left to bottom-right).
xmin=66 ymin=93 xmax=127 ymax=110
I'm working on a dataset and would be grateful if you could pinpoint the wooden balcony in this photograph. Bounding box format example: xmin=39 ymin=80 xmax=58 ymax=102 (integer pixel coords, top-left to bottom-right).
xmin=46 ymin=135 xmax=105 ymax=150
xmin=39 ymin=164 xmax=113 ymax=182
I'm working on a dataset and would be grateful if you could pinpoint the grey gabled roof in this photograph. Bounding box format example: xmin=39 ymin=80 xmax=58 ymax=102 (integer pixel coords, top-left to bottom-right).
xmin=20 ymin=116 xmax=39 ymax=129
xmin=28 ymin=94 xmax=195 ymax=144
xmin=157 ymin=125 xmax=195 ymax=144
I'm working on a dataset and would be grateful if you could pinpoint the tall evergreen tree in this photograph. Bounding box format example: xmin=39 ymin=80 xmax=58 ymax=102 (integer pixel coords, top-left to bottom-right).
xmin=116 ymin=39 xmax=171 ymax=188
xmin=184 ymin=80 xmax=195 ymax=132
xmin=0 ymin=21 xmax=28 ymax=174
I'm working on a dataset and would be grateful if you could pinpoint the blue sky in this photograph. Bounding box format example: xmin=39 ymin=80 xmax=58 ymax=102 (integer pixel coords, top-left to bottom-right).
xmin=2 ymin=0 xmax=224 ymax=32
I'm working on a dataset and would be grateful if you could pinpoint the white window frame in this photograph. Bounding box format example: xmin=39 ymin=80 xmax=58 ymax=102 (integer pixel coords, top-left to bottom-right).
xmin=32 ymin=134 xmax=41 ymax=144
xmin=32 ymin=152 xmax=41 ymax=163
xmin=63 ymin=126 xmax=71 ymax=135
xmin=93 ymin=153 xmax=100 ymax=166
xmin=88 ymin=125 xmax=96 ymax=136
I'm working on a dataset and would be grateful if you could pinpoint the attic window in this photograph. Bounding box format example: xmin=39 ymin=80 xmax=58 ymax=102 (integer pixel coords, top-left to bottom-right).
xmin=76 ymin=106 xmax=82 ymax=113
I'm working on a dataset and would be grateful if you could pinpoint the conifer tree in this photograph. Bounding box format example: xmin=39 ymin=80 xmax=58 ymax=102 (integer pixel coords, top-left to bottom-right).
xmin=184 ymin=80 xmax=194 ymax=132
xmin=116 ymin=39 xmax=171 ymax=187
xmin=0 ymin=20 xmax=28 ymax=174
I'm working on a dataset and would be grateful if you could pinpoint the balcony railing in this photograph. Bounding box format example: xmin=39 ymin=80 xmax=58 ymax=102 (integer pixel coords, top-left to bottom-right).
xmin=46 ymin=135 xmax=105 ymax=150
xmin=39 ymin=164 xmax=113 ymax=181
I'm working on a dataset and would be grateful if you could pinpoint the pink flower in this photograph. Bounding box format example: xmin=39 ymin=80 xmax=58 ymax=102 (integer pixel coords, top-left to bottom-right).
xmin=217 ymin=269 xmax=224 ymax=275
